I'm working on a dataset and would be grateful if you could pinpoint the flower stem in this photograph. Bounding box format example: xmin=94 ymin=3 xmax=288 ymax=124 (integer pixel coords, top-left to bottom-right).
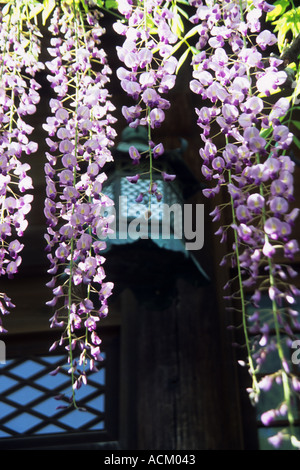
xmin=66 ymin=0 xmax=82 ymax=408
xmin=143 ymin=0 xmax=154 ymax=214
xmin=228 ymin=169 xmax=260 ymax=397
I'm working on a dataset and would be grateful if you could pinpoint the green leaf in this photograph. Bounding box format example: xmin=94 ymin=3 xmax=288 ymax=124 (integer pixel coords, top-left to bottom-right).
xmin=171 ymin=5 xmax=185 ymax=36
xmin=292 ymin=134 xmax=300 ymax=149
xmin=183 ymin=24 xmax=200 ymax=40
xmin=260 ymin=127 xmax=273 ymax=140
xmin=81 ymin=0 xmax=88 ymax=13
xmin=27 ymin=1 xmax=44 ymax=20
xmin=266 ymin=0 xmax=289 ymax=21
xmin=2 ymin=1 xmax=11 ymax=16
xmin=176 ymin=47 xmax=190 ymax=74
xmin=167 ymin=38 xmax=185 ymax=57
xmin=271 ymin=7 xmax=300 ymax=52
xmin=105 ymin=0 xmax=118 ymax=9
xmin=176 ymin=5 xmax=189 ymax=20
xmin=291 ymin=120 xmax=300 ymax=130
xmin=257 ymin=89 xmax=282 ymax=99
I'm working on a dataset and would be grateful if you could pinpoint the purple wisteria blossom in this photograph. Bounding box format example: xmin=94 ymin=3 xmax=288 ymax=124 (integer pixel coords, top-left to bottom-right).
xmin=0 ymin=3 xmax=43 ymax=330
xmin=189 ymin=0 xmax=300 ymax=448
xmin=44 ymin=3 xmax=116 ymax=404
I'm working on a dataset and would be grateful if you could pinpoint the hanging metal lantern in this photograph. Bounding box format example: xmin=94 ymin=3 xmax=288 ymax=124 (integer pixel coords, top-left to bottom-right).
xmin=100 ymin=126 xmax=210 ymax=306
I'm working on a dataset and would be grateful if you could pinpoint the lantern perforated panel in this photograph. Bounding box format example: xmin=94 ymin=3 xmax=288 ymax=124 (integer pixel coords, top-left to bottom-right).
xmin=120 ymin=178 xmax=165 ymax=220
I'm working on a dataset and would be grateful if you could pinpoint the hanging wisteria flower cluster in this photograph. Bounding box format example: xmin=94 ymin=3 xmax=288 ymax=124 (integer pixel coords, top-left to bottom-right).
xmin=188 ymin=0 xmax=300 ymax=448
xmin=0 ymin=0 xmax=299 ymax=447
xmin=113 ymin=0 xmax=178 ymax=207
xmin=0 ymin=0 xmax=43 ymax=331
xmin=43 ymin=0 xmax=116 ymax=405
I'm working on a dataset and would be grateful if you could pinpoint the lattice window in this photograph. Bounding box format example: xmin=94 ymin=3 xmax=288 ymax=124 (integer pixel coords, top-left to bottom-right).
xmin=0 ymin=354 xmax=107 ymax=443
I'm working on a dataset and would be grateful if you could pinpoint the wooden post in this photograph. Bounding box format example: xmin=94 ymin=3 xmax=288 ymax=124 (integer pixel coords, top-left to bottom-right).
xmin=123 ymin=278 xmax=245 ymax=450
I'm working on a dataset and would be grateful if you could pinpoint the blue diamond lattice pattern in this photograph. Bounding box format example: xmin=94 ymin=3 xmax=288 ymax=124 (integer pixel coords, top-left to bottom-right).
xmin=0 ymin=354 xmax=106 ymax=438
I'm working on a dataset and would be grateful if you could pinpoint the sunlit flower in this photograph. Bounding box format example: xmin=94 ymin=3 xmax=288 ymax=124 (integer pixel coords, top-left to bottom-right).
xmin=44 ymin=3 xmax=115 ymax=403
xmin=0 ymin=1 xmax=43 ymax=316
xmin=114 ymin=0 xmax=179 ymax=208
xmin=188 ymin=0 xmax=299 ymax=448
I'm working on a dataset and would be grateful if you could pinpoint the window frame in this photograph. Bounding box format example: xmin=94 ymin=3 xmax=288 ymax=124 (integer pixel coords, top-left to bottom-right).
xmin=0 ymin=328 xmax=120 ymax=450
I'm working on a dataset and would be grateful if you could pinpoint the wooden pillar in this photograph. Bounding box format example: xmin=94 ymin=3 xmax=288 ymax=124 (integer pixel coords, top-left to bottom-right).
xmin=121 ymin=277 xmax=245 ymax=450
